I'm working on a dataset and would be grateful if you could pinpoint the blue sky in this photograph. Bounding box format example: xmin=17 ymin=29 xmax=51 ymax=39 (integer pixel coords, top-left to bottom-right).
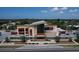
xmin=0 ymin=7 xmax=79 ymax=19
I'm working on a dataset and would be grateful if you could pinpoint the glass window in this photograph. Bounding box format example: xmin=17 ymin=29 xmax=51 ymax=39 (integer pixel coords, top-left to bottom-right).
xmin=18 ymin=28 xmax=24 ymax=34
xmin=26 ymin=28 xmax=28 ymax=34
xmin=18 ymin=28 xmax=24 ymax=31
xmin=37 ymin=24 xmax=44 ymax=33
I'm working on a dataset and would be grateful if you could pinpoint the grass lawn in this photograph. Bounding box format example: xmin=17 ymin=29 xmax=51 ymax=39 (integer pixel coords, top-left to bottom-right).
xmin=0 ymin=45 xmax=22 ymax=48
xmin=60 ymin=45 xmax=79 ymax=48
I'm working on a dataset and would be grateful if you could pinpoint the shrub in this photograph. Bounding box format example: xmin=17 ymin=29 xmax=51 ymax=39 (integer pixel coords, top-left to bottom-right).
xmin=20 ymin=36 xmax=26 ymax=42
xmin=69 ymin=38 xmax=72 ymax=42
xmin=5 ymin=37 xmax=10 ymax=42
xmin=55 ymin=36 xmax=60 ymax=42
xmin=75 ymin=35 xmax=79 ymax=42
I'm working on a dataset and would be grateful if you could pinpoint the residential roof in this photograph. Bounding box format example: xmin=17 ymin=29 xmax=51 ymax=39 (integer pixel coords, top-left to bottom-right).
xmin=68 ymin=25 xmax=79 ymax=27
xmin=57 ymin=28 xmax=65 ymax=31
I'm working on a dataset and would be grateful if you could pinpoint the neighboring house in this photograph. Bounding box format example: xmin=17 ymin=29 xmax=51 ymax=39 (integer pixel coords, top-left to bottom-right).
xmin=0 ymin=30 xmax=11 ymax=41
xmin=68 ymin=25 xmax=79 ymax=30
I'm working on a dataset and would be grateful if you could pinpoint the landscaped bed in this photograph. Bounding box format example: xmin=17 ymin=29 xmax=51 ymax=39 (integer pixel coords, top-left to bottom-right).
xmin=60 ymin=45 xmax=79 ymax=48
xmin=56 ymin=41 xmax=74 ymax=44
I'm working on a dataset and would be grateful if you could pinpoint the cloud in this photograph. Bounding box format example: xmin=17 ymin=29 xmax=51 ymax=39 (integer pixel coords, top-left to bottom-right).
xmin=50 ymin=7 xmax=68 ymax=13
xmin=41 ymin=10 xmax=48 ymax=13
xmin=69 ymin=9 xmax=78 ymax=12
xmin=50 ymin=7 xmax=68 ymax=11
xmin=49 ymin=7 xmax=65 ymax=14
xmin=74 ymin=9 xmax=78 ymax=12
xmin=50 ymin=7 xmax=59 ymax=11
xmin=69 ymin=9 xmax=73 ymax=12
xmin=59 ymin=11 xmax=64 ymax=14
xmin=61 ymin=7 xmax=68 ymax=10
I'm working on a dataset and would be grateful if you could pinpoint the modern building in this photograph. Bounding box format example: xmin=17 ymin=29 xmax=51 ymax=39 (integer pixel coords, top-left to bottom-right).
xmin=16 ymin=21 xmax=59 ymax=39
xmin=0 ymin=21 xmax=72 ymax=44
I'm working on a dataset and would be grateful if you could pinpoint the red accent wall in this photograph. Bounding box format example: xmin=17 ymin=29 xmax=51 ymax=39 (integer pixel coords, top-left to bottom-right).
xmin=30 ymin=29 xmax=32 ymax=36
xmin=11 ymin=32 xmax=17 ymax=35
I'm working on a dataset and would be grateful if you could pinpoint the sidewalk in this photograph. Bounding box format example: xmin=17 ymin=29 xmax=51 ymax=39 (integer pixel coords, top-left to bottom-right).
xmin=16 ymin=44 xmax=64 ymax=49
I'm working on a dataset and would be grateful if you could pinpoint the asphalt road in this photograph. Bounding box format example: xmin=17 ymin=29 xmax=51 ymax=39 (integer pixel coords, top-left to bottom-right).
xmin=0 ymin=45 xmax=79 ymax=52
xmin=0 ymin=48 xmax=79 ymax=52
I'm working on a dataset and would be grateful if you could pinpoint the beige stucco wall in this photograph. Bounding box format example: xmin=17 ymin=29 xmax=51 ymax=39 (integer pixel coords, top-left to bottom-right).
xmin=16 ymin=25 xmax=37 ymax=37
xmin=45 ymin=31 xmax=59 ymax=37
xmin=45 ymin=25 xmax=59 ymax=37
xmin=33 ymin=26 xmax=37 ymax=37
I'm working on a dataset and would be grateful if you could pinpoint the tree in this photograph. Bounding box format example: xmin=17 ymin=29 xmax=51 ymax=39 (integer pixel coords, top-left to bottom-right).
xmin=55 ymin=36 xmax=60 ymax=42
xmin=5 ymin=37 xmax=10 ymax=42
xmin=75 ymin=35 xmax=79 ymax=42
xmin=8 ymin=25 xmax=16 ymax=30
xmin=69 ymin=38 xmax=72 ymax=42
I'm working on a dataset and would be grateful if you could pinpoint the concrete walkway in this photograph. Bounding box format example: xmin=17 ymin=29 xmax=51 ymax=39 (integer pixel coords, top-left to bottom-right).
xmin=16 ymin=44 xmax=64 ymax=49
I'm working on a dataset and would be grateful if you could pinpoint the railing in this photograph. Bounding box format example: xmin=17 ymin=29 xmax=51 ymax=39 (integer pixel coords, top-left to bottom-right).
xmin=37 ymin=33 xmax=45 ymax=35
xmin=9 ymin=36 xmax=73 ymax=40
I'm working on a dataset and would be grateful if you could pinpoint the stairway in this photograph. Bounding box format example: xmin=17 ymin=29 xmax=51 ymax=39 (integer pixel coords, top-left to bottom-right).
xmin=72 ymin=39 xmax=79 ymax=44
xmin=1 ymin=40 xmax=5 ymax=44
